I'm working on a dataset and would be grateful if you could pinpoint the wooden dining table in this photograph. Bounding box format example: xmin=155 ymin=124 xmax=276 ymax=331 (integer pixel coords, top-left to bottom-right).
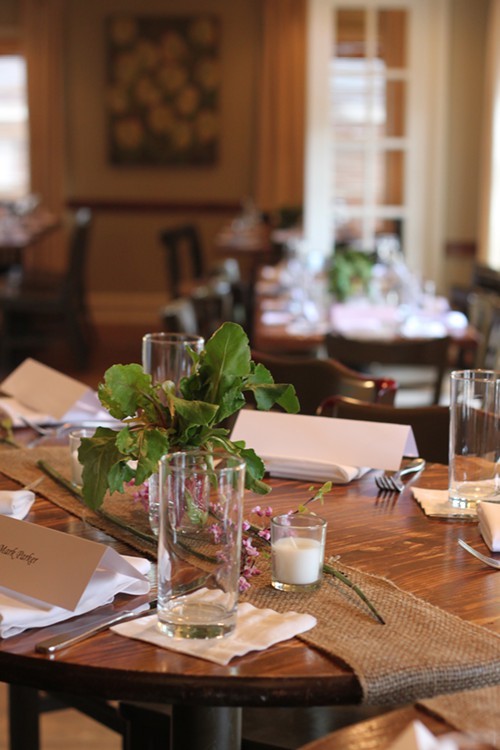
xmin=0 ymin=434 xmax=498 ymax=750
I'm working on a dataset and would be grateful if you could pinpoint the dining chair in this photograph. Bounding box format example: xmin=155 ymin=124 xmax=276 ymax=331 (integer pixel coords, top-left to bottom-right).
xmin=466 ymin=290 xmax=500 ymax=369
xmin=324 ymin=333 xmax=452 ymax=405
xmin=0 ymin=207 xmax=93 ymax=372
xmin=251 ymin=350 xmax=397 ymax=415
xmin=159 ymin=223 xmax=248 ymax=329
xmin=296 ymin=704 xmax=448 ymax=750
xmin=317 ymin=395 xmax=450 ymax=464
xmin=159 ymin=223 xmax=206 ymax=299
xmin=159 ymin=285 xmax=234 ymax=341
xmin=159 ymin=296 xmax=199 ymax=335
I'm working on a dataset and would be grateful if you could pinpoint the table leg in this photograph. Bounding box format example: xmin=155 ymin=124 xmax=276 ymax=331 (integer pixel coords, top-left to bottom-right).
xmin=8 ymin=684 xmax=41 ymax=750
xmin=171 ymin=705 xmax=242 ymax=750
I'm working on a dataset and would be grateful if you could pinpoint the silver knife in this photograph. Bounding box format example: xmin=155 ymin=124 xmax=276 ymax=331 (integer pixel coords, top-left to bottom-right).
xmin=35 ymin=600 xmax=157 ymax=654
xmin=34 ymin=574 xmax=209 ymax=654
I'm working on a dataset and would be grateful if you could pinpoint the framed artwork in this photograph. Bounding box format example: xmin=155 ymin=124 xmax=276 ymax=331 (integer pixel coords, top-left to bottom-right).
xmin=105 ymin=14 xmax=220 ymax=166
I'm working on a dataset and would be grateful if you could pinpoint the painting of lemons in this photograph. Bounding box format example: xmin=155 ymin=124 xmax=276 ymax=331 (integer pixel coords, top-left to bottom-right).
xmin=106 ymin=14 xmax=220 ymax=166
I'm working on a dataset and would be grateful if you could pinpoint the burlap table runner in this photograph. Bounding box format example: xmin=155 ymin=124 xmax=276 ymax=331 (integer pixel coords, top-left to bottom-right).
xmin=1 ymin=445 xmax=499 ymax=708
xmin=0 ymin=445 xmax=157 ymax=558
xmin=419 ymin=685 xmax=500 ymax=748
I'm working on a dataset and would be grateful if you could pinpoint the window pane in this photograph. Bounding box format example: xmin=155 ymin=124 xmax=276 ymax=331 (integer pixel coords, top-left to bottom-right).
xmin=379 ymin=80 xmax=406 ymax=138
xmin=0 ymin=56 xmax=29 ymax=200
xmin=331 ymin=61 xmax=370 ymax=141
xmin=375 ymin=150 xmax=405 ymax=205
xmin=334 ymin=149 xmax=366 ymax=206
xmin=335 ymin=10 xmax=366 ymax=59
xmin=377 ymin=10 xmax=407 ymax=68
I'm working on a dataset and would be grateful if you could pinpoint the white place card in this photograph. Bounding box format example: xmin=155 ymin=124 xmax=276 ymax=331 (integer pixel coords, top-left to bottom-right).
xmin=0 ymin=515 xmax=148 ymax=611
xmin=231 ymin=411 xmax=418 ymax=474
xmin=0 ymin=358 xmax=109 ymax=424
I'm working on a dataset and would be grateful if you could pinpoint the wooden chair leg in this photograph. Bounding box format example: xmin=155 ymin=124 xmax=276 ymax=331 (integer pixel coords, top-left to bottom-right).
xmin=119 ymin=702 xmax=171 ymax=750
xmin=8 ymin=684 xmax=41 ymax=750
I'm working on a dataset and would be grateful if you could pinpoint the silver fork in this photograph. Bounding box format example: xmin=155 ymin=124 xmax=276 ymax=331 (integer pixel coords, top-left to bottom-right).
xmin=458 ymin=538 xmax=500 ymax=569
xmin=375 ymin=457 xmax=426 ymax=493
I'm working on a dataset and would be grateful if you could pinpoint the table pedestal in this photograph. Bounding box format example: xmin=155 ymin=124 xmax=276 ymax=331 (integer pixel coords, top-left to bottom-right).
xmin=171 ymin=705 xmax=242 ymax=750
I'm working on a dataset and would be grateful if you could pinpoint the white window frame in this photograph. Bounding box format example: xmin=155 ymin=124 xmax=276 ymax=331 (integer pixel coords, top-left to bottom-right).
xmin=304 ymin=0 xmax=450 ymax=288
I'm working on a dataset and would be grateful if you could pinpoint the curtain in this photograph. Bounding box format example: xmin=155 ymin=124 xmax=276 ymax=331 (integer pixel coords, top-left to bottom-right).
xmin=255 ymin=0 xmax=306 ymax=216
xmin=478 ymin=0 xmax=500 ymax=269
xmin=21 ymin=0 xmax=66 ymax=272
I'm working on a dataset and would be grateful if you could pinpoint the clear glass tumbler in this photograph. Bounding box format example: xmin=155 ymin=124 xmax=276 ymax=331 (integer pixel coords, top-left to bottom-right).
xmin=157 ymin=450 xmax=245 ymax=639
xmin=449 ymin=369 xmax=500 ymax=508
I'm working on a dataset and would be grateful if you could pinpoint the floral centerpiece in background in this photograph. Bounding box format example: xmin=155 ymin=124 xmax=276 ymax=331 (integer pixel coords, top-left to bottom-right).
xmin=328 ymin=245 xmax=376 ymax=302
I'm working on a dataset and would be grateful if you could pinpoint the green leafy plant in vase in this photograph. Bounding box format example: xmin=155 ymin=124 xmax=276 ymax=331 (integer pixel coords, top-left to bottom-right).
xmin=78 ymin=322 xmax=300 ymax=511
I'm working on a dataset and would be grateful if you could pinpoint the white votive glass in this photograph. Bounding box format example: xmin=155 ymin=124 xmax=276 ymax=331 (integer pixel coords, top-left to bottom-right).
xmin=449 ymin=369 xmax=500 ymax=508
xmin=69 ymin=429 xmax=95 ymax=490
xmin=271 ymin=514 xmax=327 ymax=592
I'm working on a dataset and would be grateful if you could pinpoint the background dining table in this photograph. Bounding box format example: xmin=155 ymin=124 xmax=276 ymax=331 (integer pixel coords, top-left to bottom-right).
xmin=252 ymin=266 xmax=480 ymax=368
xmin=0 ymin=435 xmax=498 ymax=750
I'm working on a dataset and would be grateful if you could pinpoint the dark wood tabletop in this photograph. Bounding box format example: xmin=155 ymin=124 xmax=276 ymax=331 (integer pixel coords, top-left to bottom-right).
xmin=0 ymin=458 xmax=498 ymax=749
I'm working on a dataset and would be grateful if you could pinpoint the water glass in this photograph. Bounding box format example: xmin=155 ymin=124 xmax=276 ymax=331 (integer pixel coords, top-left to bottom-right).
xmin=157 ymin=450 xmax=245 ymax=639
xmin=69 ymin=429 xmax=95 ymax=490
xmin=271 ymin=514 xmax=327 ymax=592
xmin=141 ymin=332 xmax=204 ymax=393
xmin=142 ymin=332 xmax=204 ymax=535
xmin=449 ymin=369 xmax=500 ymax=508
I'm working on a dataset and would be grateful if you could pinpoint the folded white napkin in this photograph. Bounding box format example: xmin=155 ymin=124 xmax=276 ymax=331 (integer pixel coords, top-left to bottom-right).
xmin=412 ymin=488 xmax=477 ymax=520
xmin=0 ymin=490 xmax=35 ymax=520
xmin=389 ymin=720 xmax=464 ymax=750
xmin=477 ymin=502 xmax=500 ymax=552
xmin=261 ymin=311 xmax=293 ymax=326
xmin=112 ymin=588 xmax=316 ymax=665
xmin=267 ymin=459 xmax=370 ymax=484
xmin=0 ymin=395 xmax=114 ymax=429
xmin=0 ymin=555 xmax=151 ymax=638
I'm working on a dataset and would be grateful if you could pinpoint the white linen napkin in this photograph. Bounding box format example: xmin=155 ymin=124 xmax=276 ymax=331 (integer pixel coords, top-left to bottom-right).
xmin=112 ymin=588 xmax=316 ymax=665
xmin=0 ymin=490 xmax=35 ymax=520
xmin=388 ymin=720 xmax=465 ymax=750
xmin=477 ymin=502 xmax=500 ymax=552
xmin=0 ymin=395 xmax=114 ymax=428
xmin=267 ymin=459 xmax=370 ymax=484
xmin=412 ymin=488 xmax=477 ymax=520
xmin=0 ymin=555 xmax=151 ymax=638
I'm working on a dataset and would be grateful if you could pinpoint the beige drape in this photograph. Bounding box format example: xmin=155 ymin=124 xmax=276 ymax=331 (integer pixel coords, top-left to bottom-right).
xmin=478 ymin=0 xmax=500 ymax=269
xmin=255 ymin=0 xmax=306 ymax=216
xmin=21 ymin=0 xmax=66 ymax=272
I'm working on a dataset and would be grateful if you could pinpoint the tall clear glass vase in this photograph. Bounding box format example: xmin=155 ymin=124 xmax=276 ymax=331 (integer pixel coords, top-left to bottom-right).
xmin=142 ymin=332 xmax=204 ymax=535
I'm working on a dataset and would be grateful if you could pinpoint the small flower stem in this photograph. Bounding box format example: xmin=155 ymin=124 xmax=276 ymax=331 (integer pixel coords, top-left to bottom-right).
xmin=323 ymin=562 xmax=385 ymax=625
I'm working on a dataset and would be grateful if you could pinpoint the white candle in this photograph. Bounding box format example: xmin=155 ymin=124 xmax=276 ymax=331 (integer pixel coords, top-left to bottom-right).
xmin=272 ymin=536 xmax=323 ymax=585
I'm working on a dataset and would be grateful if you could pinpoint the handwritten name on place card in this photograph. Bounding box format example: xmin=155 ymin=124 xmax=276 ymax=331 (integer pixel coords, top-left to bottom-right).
xmin=0 ymin=516 xmax=144 ymax=611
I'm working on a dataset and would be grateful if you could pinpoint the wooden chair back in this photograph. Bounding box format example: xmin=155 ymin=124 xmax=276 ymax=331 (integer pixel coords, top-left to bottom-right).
xmin=159 ymin=224 xmax=205 ymax=299
xmin=325 ymin=333 xmax=451 ymax=405
xmin=251 ymin=351 xmax=397 ymax=416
